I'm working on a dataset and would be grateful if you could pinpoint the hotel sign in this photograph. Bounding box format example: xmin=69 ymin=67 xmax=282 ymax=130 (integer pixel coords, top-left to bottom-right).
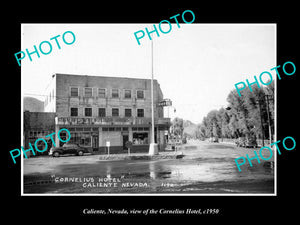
xmin=56 ymin=117 xmax=153 ymax=126
xmin=158 ymin=99 xmax=172 ymax=107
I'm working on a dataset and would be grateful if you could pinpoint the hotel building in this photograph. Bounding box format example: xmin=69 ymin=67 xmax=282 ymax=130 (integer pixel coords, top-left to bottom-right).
xmin=44 ymin=74 xmax=170 ymax=153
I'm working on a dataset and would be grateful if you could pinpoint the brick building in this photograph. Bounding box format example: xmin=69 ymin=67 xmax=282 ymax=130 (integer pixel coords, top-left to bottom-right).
xmin=23 ymin=111 xmax=56 ymax=156
xmin=44 ymin=74 xmax=170 ymax=153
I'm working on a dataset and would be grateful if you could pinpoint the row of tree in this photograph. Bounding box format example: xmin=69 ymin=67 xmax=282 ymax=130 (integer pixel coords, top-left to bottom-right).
xmin=183 ymin=81 xmax=275 ymax=142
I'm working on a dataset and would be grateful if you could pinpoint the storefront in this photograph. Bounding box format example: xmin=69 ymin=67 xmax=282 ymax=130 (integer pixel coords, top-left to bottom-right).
xmin=23 ymin=111 xmax=56 ymax=157
xmin=132 ymin=127 xmax=149 ymax=145
xmin=55 ymin=117 xmax=170 ymax=154
xmin=63 ymin=127 xmax=99 ymax=149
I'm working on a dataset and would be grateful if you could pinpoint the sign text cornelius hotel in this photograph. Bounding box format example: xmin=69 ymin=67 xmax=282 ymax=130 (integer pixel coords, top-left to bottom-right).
xmin=56 ymin=117 xmax=170 ymax=126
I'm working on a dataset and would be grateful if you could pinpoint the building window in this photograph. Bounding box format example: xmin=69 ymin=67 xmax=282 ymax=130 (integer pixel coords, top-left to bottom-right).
xmin=85 ymin=108 xmax=92 ymax=117
xmin=137 ymin=109 xmax=144 ymax=117
xmin=58 ymin=130 xmax=72 ymax=146
xmin=69 ymin=132 xmax=91 ymax=147
xmin=124 ymin=90 xmax=131 ymax=99
xmin=84 ymin=87 xmax=93 ymax=97
xmin=98 ymin=108 xmax=106 ymax=117
xmin=112 ymin=89 xmax=119 ymax=98
xmin=98 ymin=88 xmax=106 ymax=98
xmin=112 ymin=108 xmax=119 ymax=117
xmin=70 ymin=87 xmax=79 ymax=97
xmin=125 ymin=108 xmax=132 ymax=117
xmin=137 ymin=90 xmax=144 ymax=99
xmin=133 ymin=132 xmax=149 ymax=145
xmin=70 ymin=108 xmax=78 ymax=116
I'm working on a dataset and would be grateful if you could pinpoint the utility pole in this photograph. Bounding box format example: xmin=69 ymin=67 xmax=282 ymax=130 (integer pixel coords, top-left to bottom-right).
xmin=265 ymin=95 xmax=274 ymax=145
xmin=256 ymin=99 xmax=265 ymax=147
xmin=149 ymin=40 xmax=158 ymax=155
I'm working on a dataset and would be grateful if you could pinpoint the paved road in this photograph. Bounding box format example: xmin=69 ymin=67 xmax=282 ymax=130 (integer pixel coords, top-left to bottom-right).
xmin=23 ymin=140 xmax=275 ymax=194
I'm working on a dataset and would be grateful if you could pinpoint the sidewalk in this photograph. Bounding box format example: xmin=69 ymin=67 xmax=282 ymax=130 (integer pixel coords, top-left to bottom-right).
xmin=98 ymin=151 xmax=184 ymax=161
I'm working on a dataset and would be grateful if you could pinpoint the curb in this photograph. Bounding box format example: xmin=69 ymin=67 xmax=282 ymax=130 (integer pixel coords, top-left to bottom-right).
xmin=98 ymin=154 xmax=185 ymax=161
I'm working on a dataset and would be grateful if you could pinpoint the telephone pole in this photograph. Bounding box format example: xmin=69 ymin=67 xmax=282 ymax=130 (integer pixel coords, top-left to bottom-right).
xmin=265 ymin=95 xmax=274 ymax=145
xmin=149 ymin=40 xmax=158 ymax=155
xmin=256 ymin=99 xmax=264 ymax=146
xmin=256 ymin=95 xmax=274 ymax=146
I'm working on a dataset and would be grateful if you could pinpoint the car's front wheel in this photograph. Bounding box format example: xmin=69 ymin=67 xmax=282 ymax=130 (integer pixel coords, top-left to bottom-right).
xmin=53 ymin=151 xmax=60 ymax=157
xmin=77 ymin=150 xmax=84 ymax=156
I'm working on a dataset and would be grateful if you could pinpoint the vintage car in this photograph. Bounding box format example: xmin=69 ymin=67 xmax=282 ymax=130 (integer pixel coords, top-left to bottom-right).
xmin=49 ymin=143 xmax=90 ymax=157
xmin=235 ymin=137 xmax=257 ymax=148
xmin=208 ymin=137 xmax=219 ymax=142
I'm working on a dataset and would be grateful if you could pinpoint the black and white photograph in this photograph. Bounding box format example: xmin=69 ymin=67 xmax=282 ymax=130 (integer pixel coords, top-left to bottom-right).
xmin=3 ymin=3 xmax=299 ymax=221
xmin=21 ymin=23 xmax=276 ymax=195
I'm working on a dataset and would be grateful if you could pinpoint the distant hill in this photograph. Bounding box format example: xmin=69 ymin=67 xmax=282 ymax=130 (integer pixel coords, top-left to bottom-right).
xmin=183 ymin=120 xmax=195 ymax=128
xmin=23 ymin=97 xmax=44 ymax=112
xmin=183 ymin=120 xmax=198 ymax=138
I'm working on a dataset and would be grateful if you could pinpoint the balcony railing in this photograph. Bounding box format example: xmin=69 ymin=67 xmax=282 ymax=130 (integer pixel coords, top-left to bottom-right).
xmin=56 ymin=116 xmax=170 ymax=126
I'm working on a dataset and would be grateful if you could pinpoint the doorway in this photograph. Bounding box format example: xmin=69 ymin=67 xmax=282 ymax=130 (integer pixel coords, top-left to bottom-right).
xmin=92 ymin=135 xmax=99 ymax=151
xmin=123 ymin=135 xmax=129 ymax=150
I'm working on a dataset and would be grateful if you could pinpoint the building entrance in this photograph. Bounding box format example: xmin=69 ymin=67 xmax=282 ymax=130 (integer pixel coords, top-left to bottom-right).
xmin=92 ymin=135 xmax=99 ymax=151
xmin=123 ymin=135 xmax=129 ymax=150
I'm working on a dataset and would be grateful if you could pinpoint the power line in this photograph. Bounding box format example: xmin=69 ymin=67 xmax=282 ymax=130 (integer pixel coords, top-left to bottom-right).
xmin=23 ymin=93 xmax=68 ymax=101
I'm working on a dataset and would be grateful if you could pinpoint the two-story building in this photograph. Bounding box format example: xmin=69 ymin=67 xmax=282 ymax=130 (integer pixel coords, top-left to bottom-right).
xmin=44 ymin=73 xmax=170 ymax=154
xmin=23 ymin=111 xmax=56 ymax=157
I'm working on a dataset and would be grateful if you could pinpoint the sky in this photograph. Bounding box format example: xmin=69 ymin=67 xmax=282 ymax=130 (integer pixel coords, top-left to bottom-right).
xmin=21 ymin=23 xmax=276 ymax=124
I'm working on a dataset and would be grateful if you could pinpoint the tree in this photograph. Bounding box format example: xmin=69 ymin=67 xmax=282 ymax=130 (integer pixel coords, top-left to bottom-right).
xmin=198 ymin=81 xmax=275 ymax=141
xmin=171 ymin=117 xmax=184 ymax=138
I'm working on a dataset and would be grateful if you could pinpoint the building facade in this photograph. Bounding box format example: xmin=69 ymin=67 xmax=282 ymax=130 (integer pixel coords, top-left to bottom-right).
xmin=44 ymin=74 xmax=170 ymax=154
xmin=23 ymin=111 xmax=56 ymax=156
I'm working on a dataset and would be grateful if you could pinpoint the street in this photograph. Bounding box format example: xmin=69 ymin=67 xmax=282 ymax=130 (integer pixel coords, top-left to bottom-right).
xmin=23 ymin=140 xmax=274 ymax=194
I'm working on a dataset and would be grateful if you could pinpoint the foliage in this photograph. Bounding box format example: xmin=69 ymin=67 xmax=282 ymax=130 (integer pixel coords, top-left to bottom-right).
xmin=171 ymin=117 xmax=184 ymax=137
xmin=196 ymin=82 xmax=274 ymax=140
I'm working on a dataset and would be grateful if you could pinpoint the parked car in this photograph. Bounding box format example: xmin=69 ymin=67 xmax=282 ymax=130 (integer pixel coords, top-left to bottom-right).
xmin=245 ymin=137 xmax=258 ymax=148
xmin=209 ymin=137 xmax=219 ymax=142
xmin=235 ymin=137 xmax=257 ymax=148
xmin=175 ymin=139 xmax=182 ymax=145
xmin=235 ymin=137 xmax=246 ymax=147
xmin=49 ymin=143 xmax=89 ymax=157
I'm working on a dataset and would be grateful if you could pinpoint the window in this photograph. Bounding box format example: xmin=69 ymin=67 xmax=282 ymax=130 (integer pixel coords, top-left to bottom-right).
xmin=70 ymin=108 xmax=78 ymax=116
xmin=98 ymin=88 xmax=106 ymax=98
xmin=133 ymin=132 xmax=149 ymax=145
xmin=124 ymin=90 xmax=131 ymax=99
xmin=98 ymin=108 xmax=106 ymax=117
xmin=85 ymin=108 xmax=92 ymax=117
xmin=112 ymin=89 xmax=119 ymax=98
xmin=69 ymin=133 xmax=92 ymax=147
xmin=58 ymin=130 xmax=71 ymax=143
xmin=125 ymin=108 xmax=132 ymax=117
xmin=70 ymin=87 xmax=79 ymax=97
xmin=137 ymin=90 xmax=144 ymax=99
xmin=84 ymin=87 xmax=93 ymax=97
xmin=137 ymin=109 xmax=144 ymax=117
xmin=112 ymin=108 xmax=119 ymax=117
